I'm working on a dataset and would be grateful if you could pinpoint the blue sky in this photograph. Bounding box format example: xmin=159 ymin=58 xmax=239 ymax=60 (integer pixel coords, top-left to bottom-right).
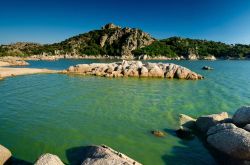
xmin=1 ymin=0 xmax=250 ymax=44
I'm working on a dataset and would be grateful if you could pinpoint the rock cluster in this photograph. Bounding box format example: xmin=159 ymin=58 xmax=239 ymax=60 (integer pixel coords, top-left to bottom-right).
xmin=179 ymin=106 xmax=250 ymax=163
xmin=65 ymin=60 xmax=204 ymax=80
xmin=0 ymin=144 xmax=141 ymax=165
xmin=0 ymin=56 xmax=29 ymax=66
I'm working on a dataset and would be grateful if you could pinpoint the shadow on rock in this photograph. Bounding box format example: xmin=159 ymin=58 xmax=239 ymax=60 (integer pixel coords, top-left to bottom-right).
xmin=66 ymin=146 xmax=94 ymax=165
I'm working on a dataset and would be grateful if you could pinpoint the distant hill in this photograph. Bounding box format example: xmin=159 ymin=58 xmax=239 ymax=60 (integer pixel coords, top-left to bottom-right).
xmin=133 ymin=37 xmax=250 ymax=59
xmin=1 ymin=24 xmax=250 ymax=59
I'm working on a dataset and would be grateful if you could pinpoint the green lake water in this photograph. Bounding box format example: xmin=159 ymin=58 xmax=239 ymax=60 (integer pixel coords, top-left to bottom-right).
xmin=1 ymin=59 xmax=250 ymax=165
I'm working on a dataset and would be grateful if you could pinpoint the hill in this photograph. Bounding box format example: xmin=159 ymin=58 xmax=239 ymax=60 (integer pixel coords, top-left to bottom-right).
xmin=1 ymin=24 xmax=250 ymax=59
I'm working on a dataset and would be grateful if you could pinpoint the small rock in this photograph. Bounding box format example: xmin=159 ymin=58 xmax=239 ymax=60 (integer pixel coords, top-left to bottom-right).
xmin=0 ymin=144 xmax=12 ymax=165
xmin=202 ymin=66 xmax=214 ymax=70
xmin=151 ymin=130 xmax=165 ymax=137
xmin=233 ymin=106 xmax=250 ymax=126
xmin=34 ymin=153 xmax=64 ymax=165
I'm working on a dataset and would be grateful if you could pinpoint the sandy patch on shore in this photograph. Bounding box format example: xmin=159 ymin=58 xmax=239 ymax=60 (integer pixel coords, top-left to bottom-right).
xmin=0 ymin=67 xmax=59 ymax=79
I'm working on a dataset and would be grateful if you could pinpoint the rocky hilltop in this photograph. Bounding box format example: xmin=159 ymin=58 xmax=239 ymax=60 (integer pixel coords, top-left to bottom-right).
xmin=59 ymin=23 xmax=155 ymax=59
xmin=64 ymin=60 xmax=203 ymax=80
xmin=0 ymin=23 xmax=155 ymax=59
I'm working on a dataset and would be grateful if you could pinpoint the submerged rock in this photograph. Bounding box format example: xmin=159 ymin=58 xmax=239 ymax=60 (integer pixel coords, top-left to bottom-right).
xmin=0 ymin=144 xmax=12 ymax=165
xmin=151 ymin=130 xmax=166 ymax=137
xmin=34 ymin=153 xmax=64 ymax=165
xmin=65 ymin=61 xmax=203 ymax=80
xmin=81 ymin=145 xmax=142 ymax=165
xmin=233 ymin=106 xmax=250 ymax=126
xmin=196 ymin=112 xmax=229 ymax=133
xmin=207 ymin=123 xmax=250 ymax=160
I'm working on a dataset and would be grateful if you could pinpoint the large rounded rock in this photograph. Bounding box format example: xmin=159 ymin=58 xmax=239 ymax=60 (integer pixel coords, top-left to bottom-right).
xmin=196 ymin=112 xmax=229 ymax=133
xmin=207 ymin=123 xmax=250 ymax=160
xmin=34 ymin=153 xmax=64 ymax=165
xmin=147 ymin=64 xmax=164 ymax=78
xmin=81 ymin=145 xmax=142 ymax=165
xmin=0 ymin=144 xmax=12 ymax=165
xmin=233 ymin=106 xmax=250 ymax=126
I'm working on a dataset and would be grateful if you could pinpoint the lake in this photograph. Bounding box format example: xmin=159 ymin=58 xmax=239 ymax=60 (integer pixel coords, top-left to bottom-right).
xmin=1 ymin=59 xmax=250 ymax=165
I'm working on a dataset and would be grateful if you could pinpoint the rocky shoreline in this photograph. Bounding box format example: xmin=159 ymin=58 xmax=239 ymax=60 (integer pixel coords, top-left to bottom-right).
xmin=0 ymin=144 xmax=142 ymax=165
xmin=64 ymin=60 xmax=203 ymax=80
xmin=179 ymin=106 xmax=250 ymax=165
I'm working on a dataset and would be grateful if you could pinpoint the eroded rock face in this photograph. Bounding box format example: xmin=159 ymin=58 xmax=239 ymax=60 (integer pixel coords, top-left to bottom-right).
xmin=81 ymin=145 xmax=142 ymax=165
xmin=34 ymin=153 xmax=64 ymax=165
xmin=196 ymin=112 xmax=229 ymax=133
xmin=233 ymin=106 xmax=250 ymax=126
xmin=207 ymin=123 xmax=250 ymax=160
xmin=65 ymin=61 xmax=203 ymax=80
xmin=0 ymin=144 xmax=12 ymax=165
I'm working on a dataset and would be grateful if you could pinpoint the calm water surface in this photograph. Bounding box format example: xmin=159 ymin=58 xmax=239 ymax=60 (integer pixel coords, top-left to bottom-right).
xmin=1 ymin=59 xmax=250 ymax=165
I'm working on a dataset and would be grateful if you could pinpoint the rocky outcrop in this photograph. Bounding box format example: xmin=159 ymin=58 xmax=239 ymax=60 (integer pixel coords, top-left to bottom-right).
xmin=202 ymin=55 xmax=216 ymax=60
xmin=34 ymin=153 xmax=64 ymax=165
xmin=102 ymin=23 xmax=121 ymax=30
xmin=233 ymin=106 xmax=250 ymax=126
xmin=81 ymin=145 xmax=142 ymax=165
xmin=65 ymin=60 xmax=203 ymax=80
xmin=207 ymin=123 xmax=250 ymax=160
xmin=0 ymin=144 xmax=12 ymax=165
xmin=196 ymin=112 xmax=229 ymax=133
xmin=180 ymin=106 xmax=250 ymax=163
xmin=0 ymin=56 xmax=29 ymax=66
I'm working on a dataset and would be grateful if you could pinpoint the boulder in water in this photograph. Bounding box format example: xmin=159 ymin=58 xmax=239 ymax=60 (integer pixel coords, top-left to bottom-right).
xmin=0 ymin=144 xmax=12 ymax=165
xmin=207 ymin=123 xmax=250 ymax=160
xmin=196 ymin=112 xmax=229 ymax=133
xmin=81 ymin=145 xmax=142 ymax=165
xmin=34 ymin=153 xmax=64 ymax=165
xmin=233 ymin=106 xmax=250 ymax=126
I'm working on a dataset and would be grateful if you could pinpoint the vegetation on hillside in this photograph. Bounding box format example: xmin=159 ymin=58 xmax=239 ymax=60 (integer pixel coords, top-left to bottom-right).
xmin=133 ymin=37 xmax=250 ymax=59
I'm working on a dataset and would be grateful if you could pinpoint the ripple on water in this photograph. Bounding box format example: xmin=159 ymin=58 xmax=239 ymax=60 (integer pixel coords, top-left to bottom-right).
xmin=0 ymin=60 xmax=250 ymax=165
